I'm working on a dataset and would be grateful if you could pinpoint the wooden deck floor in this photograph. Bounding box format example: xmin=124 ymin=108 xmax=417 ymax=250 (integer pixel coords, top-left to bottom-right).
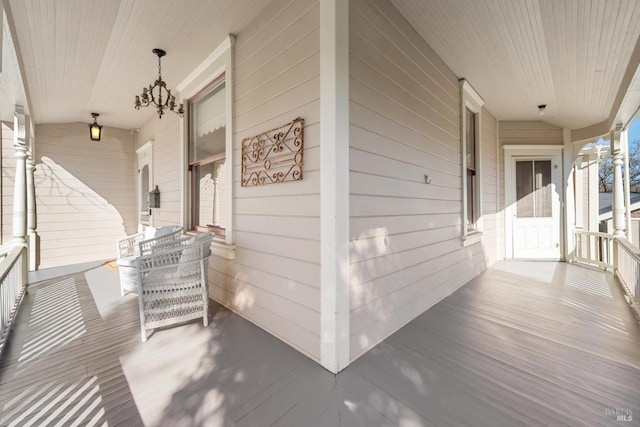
xmin=0 ymin=261 xmax=638 ymax=426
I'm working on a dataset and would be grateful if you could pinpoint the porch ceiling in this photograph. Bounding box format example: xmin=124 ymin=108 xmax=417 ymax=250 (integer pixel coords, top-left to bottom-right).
xmin=4 ymin=0 xmax=269 ymax=130
xmin=391 ymin=0 xmax=640 ymax=132
xmin=4 ymin=0 xmax=640 ymax=134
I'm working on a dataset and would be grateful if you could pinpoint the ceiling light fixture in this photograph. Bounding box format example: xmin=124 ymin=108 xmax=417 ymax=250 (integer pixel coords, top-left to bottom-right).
xmin=134 ymin=48 xmax=184 ymax=119
xmin=89 ymin=113 xmax=103 ymax=141
xmin=538 ymin=104 xmax=547 ymax=116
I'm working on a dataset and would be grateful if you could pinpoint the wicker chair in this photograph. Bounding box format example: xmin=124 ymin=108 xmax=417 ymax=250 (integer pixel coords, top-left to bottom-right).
xmin=116 ymin=226 xmax=183 ymax=295
xmin=136 ymin=232 xmax=213 ymax=341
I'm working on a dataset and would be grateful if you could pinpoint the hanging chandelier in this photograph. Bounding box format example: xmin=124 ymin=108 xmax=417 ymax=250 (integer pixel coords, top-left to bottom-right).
xmin=134 ymin=48 xmax=184 ymax=119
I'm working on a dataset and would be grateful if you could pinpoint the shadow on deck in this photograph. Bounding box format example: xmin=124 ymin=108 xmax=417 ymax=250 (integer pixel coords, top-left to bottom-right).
xmin=0 ymin=261 xmax=638 ymax=426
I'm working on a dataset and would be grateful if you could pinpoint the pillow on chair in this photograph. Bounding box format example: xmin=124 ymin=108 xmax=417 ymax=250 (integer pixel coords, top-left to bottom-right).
xmin=155 ymin=225 xmax=182 ymax=237
xmin=177 ymin=233 xmax=212 ymax=275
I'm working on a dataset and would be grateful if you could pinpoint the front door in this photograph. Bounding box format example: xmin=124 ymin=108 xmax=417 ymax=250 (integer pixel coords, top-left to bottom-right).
xmin=136 ymin=141 xmax=153 ymax=227
xmin=511 ymin=156 xmax=562 ymax=259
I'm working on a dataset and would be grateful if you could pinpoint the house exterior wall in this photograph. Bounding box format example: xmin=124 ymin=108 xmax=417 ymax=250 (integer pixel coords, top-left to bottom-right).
xmin=1 ymin=122 xmax=15 ymax=244
xmin=136 ymin=0 xmax=322 ymax=362
xmin=481 ymin=106 xmax=500 ymax=265
xmin=499 ymin=121 xmax=564 ymax=145
xmin=348 ymin=0 xmax=498 ymax=362
xmin=221 ymin=0 xmax=321 ymax=362
xmin=32 ymin=123 xmax=136 ymax=268
xmin=136 ymin=117 xmax=181 ymax=227
xmin=0 ymin=122 xmax=16 ymax=243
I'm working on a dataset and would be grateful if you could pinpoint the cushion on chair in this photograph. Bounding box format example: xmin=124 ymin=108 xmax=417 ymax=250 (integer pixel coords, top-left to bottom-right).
xmin=155 ymin=225 xmax=182 ymax=237
xmin=143 ymin=227 xmax=157 ymax=240
xmin=177 ymin=233 xmax=212 ymax=274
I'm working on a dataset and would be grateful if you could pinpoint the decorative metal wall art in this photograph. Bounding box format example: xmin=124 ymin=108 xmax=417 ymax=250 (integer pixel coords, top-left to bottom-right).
xmin=241 ymin=117 xmax=304 ymax=187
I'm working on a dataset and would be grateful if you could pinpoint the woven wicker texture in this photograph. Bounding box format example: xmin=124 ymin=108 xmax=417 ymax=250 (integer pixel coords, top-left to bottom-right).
xmin=136 ymin=232 xmax=213 ymax=341
xmin=116 ymin=226 xmax=183 ymax=296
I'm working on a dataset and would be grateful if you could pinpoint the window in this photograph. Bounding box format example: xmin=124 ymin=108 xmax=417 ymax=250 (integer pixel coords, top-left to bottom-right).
xmin=179 ymin=35 xmax=235 ymax=257
xmin=515 ymin=160 xmax=552 ymax=218
xmin=460 ymin=79 xmax=484 ymax=241
xmin=188 ymin=77 xmax=227 ymax=235
xmin=466 ymin=109 xmax=477 ymax=229
xmin=140 ymin=164 xmax=150 ymax=223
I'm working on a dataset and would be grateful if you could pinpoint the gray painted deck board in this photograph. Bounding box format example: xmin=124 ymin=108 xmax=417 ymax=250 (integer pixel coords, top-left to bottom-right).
xmin=0 ymin=261 xmax=638 ymax=426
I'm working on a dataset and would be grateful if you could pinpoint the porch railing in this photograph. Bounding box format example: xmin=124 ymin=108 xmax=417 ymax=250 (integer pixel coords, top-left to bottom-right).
xmin=573 ymin=230 xmax=614 ymax=270
xmin=614 ymin=237 xmax=640 ymax=303
xmin=574 ymin=230 xmax=640 ymax=306
xmin=0 ymin=243 xmax=27 ymax=355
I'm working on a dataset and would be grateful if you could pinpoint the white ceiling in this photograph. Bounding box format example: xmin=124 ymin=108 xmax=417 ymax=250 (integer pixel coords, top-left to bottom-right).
xmin=391 ymin=0 xmax=640 ymax=131
xmin=4 ymin=0 xmax=269 ymax=130
xmin=3 ymin=0 xmax=640 ymax=134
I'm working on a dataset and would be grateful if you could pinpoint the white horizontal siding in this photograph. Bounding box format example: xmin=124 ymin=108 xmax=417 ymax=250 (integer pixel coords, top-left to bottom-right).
xmin=211 ymin=0 xmax=321 ymax=362
xmin=1 ymin=122 xmax=16 ymax=244
xmin=34 ymin=123 xmax=136 ymax=268
xmin=481 ymin=107 xmax=499 ymax=265
xmin=136 ymin=116 xmax=182 ymax=227
xmin=348 ymin=0 xmax=492 ymax=362
xmin=131 ymin=0 xmax=321 ymax=362
xmin=499 ymin=121 xmax=564 ymax=145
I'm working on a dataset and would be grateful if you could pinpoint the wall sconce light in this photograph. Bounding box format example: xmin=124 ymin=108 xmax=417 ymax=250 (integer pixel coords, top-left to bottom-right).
xmin=149 ymin=185 xmax=161 ymax=208
xmin=538 ymin=104 xmax=547 ymax=116
xmin=89 ymin=113 xmax=103 ymax=141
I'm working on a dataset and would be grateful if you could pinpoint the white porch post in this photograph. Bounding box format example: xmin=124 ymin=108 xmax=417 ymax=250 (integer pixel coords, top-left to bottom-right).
xmin=610 ymin=125 xmax=626 ymax=238
xmin=563 ymin=129 xmax=575 ymax=259
xmin=212 ymin=161 xmax=223 ymax=227
xmin=12 ymin=107 xmax=28 ymax=246
xmin=26 ymin=150 xmax=38 ymax=270
xmin=622 ymin=128 xmax=632 ymax=243
xmin=320 ymin=0 xmax=349 ymax=373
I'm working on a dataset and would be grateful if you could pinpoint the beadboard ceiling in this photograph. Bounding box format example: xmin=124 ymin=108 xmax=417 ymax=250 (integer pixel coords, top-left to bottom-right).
xmin=391 ymin=0 xmax=640 ymax=132
xmin=4 ymin=0 xmax=640 ymax=134
xmin=4 ymin=0 xmax=268 ymax=130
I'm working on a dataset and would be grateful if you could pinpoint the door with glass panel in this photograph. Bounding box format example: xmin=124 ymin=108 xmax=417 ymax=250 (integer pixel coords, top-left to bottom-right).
xmin=137 ymin=141 xmax=153 ymax=227
xmin=512 ymin=157 xmax=561 ymax=259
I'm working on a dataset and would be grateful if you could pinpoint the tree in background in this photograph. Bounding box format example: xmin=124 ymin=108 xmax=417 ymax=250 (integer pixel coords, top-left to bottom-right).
xmin=599 ymin=138 xmax=640 ymax=192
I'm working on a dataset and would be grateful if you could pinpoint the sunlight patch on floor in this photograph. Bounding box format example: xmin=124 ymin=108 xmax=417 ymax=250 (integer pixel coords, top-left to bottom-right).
xmin=18 ymin=277 xmax=85 ymax=370
xmin=1 ymin=376 xmax=106 ymax=427
xmin=560 ymin=267 xmax=613 ymax=298
xmin=85 ymin=265 xmax=130 ymax=319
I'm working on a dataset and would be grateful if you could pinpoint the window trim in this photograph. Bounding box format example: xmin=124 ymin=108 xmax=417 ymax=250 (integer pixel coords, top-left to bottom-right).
xmin=460 ymin=79 xmax=484 ymax=245
xmin=187 ymin=77 xmax=227 ymax=236
xmin=177 ymin=35 xmax=235 ymax=250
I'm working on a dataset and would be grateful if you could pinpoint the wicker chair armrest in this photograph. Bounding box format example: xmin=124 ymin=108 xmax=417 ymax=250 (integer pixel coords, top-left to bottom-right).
xmin=117 ymin=232 xmax=144 ymax=258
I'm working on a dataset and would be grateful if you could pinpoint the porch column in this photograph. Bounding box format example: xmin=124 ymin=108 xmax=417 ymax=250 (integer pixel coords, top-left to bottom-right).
xmin=563 ymin=129 xmax=576 ymax=258
xmin=12 ymin=107 xmax=28 ymax=246
xmin=26 ymin=150 xmax=38 ymax=270
xmin=320 ymin=0 xmax=349 ymax=373
xmin=610 ymin=125 xmax=626 ymax=238
xmin=212 ymin=161 xmax=223 ymax=227
xmin=622 ymin=128 xmax=632 ymax=243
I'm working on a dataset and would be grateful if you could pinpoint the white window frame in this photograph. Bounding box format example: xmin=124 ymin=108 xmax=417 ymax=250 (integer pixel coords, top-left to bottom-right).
xmin=177 ymin=35 xmax=236 ymax=259
xmin=460 ymin=79 xmax=484 ymax=245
